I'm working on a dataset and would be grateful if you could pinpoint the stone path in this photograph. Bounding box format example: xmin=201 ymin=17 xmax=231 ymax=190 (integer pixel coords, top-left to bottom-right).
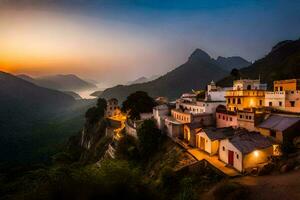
xmin=187 ymin=148 xmax=240 ymax=177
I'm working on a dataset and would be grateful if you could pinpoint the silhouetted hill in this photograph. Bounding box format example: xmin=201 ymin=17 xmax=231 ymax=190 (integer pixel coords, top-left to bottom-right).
xmin=216 ymin=56 xmax=251 ymax=71
xmin=18 ymin=74 xmax=97 ymax=92
xmin=217 ymin=39 xmax=300 ymax=88
xmin=100 ymin=49 xmax=235 ymax=101
xmin=0 ymin=72 xmax=92 ymax=164
xmin=126 ymin=76 xmax=148 ymax=85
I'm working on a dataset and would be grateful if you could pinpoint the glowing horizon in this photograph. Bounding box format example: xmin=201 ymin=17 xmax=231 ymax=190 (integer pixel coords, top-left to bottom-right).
xmin=0 ymin=1 xmax=300 ymax=85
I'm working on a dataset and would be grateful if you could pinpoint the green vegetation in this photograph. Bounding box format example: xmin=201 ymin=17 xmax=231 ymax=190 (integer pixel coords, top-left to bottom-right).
xmin=137 ymin=119 xmax=163 ymax=159
xmin=85 ymin=98 xmax=107 ymax=124
xmin=122 ymin=91 xmax=157 ymax=120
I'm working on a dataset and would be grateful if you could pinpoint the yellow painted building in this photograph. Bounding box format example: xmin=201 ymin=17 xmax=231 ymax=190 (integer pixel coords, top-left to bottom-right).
xmin=225 ymin=90 xmax=265 ymax=111
xmin=274 ymin=79 xmax=300 ymax=91
xmin=225 ymin=79 xmax=266 ymax=112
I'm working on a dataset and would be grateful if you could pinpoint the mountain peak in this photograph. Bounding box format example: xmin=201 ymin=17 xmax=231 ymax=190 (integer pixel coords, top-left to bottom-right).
xmin=188 ymin=48 xmax=211 ymax=62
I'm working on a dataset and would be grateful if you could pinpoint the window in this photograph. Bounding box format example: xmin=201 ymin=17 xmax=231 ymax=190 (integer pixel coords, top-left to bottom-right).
xmin=223 ymin=116 xmax=225 ymax=120
xmin=275 ymin=87 xmax=278 ymax=91
xmin=269 ymin=102 xmax=273 ymax=106
xmin=230 ymin=117 xmax=232 ymax=121
xmin=236 ymin=154 xmax=239 ymax=159
xmin=218 ymin=114 xmax=221 ymax=119
xmin=290 ymin=101 xmax=295 ymax=107
xmin=270 ymin=130 xmax=276 ymax=138
xmin=247 ymin=85 xmax=251 ymax=90
xmin=249 ymin=116 xmax=252 ymax=120
xmin=222 ymin=146 xmax=225 ymax=151
xmin=279 ymin=101 xmax=282 ymax=106
xmin=240 ymin=115 xmax=243 ymax=119
xmin=233 ymin=98 xmax=236 ymax=104
xmin=237 ymin=98 xmax=241 ymax=104
xmin=246 ymin=115 xmax=248 ymax=119
xmin=291 ymin=91 xmax=294 ymax=94
xmin=259 ymin=100 xmax=263 ymax=106
xmin=228 ymin=99 xmax=231 ymax=104
xmin=280 ymin=86 xmax=283 ymax=91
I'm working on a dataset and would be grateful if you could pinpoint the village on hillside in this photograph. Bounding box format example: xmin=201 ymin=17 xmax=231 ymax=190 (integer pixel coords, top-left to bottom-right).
xmin=105 ymin=78 xmax=300 ymax=176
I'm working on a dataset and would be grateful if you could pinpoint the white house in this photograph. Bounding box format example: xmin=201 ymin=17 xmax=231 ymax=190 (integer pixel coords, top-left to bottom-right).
xmin=153 ymin=104 xmax=170 ymax=129
xmin=195 ymin=127 xmax=235 ymax=155
xmin=219 ymin=131 xmax=273 ymax=172
xmin=164 ymin=116 xmax=183 ymax=138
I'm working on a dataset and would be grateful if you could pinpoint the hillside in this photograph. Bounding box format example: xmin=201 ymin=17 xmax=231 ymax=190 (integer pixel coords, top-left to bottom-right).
xmin=217 ymin=39 xmax=300 ymax=87
xmin=0 ymin=71 xmax=92 ymax=164
xmin=100 ymin=49 xmax=249 ymax=101
xmin=18 ymin=74 xmax=97 ymax=92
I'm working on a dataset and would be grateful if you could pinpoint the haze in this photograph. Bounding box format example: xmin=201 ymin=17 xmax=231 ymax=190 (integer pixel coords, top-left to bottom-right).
xmin=0 ymin=0 xmax=300 ymax=86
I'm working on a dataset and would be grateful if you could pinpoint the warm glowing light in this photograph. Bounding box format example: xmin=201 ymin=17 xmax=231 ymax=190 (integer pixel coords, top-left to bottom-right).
xmin=249 ymin=98 xmax=255 ymax=107
xmin=253 ymin=150 xmax=259 ymax=157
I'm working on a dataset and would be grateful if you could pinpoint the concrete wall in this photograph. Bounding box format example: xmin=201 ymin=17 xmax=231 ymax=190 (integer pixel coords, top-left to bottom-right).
xmin=196 ymin=132 xmax=220 ymax=155
xmin=265 ymin=91 xmax=286 ymax=108
xmin=216 ymin=112 xmax=238 ymax=128
xmin=125 ymin=121 xmax=137 ymax=138
xmin=243 ymin=146 xmax=273 ymax=171
xmin=219 ymin=139 xmax=243 ymax=172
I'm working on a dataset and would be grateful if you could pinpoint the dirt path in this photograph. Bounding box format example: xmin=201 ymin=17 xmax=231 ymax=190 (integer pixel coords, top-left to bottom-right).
xmin=201 ymin=170 xmax=300 ymax=200
xmin=233 ymin=170 xmax=300 ymax=200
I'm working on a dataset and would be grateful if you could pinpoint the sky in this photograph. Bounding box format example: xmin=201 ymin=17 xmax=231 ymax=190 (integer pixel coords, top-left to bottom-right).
xmin=0 ymin=0 xmax=300 ymax=86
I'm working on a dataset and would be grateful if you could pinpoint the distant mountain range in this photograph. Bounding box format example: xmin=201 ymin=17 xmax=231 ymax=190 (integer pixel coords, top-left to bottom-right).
xmin=217 ymin=38 xmax=300 ymax=88
xmin=216 ymin=56 xmax=251 ymax=71
xmin=100 ymin=49 xmax=249 ymax=101
xmin=126 ymin=75 xmax=160 ymax=85
xmin=18 ymin=74 xmax=97 ymax=92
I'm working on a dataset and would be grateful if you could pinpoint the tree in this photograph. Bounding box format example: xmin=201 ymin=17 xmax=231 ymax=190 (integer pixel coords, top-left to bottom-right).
xmin=137 ymin=119 xmax=162 ymax=159
xmin=230 ymin=68 xmax=240 ymax=79
xmin=85 ymin=98 xmax=107 ymax=124
xmin=122 ymin=91 xmax=156 ymax=120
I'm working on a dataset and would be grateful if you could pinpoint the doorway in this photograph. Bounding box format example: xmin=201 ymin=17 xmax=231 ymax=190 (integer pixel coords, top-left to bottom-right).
xmin=228 ymin=150 xmax=234 ymax=166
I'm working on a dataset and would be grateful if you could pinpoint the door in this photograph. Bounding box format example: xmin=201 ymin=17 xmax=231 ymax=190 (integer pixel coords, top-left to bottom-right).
xmin=200 ymin=137 xmax=205 ymax=150
xmin=228 ymin=150 xmax=234 ymax=166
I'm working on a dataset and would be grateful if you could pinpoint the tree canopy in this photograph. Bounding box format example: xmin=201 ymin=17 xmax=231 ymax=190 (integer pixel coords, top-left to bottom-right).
xmin=137 ymin=119 xmax=162 ymax=159
xmin=85 ymin=98 xmax=107 ymax=124
xmin=122 ymin=91 xmax=156 ymax=120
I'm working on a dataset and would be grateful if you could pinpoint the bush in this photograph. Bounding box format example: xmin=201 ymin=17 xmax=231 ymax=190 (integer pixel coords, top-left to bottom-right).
xmin=116 ymin=135 xmax=139 ymax=160
xmin=137 ymin=120 xmax=162 ymax=159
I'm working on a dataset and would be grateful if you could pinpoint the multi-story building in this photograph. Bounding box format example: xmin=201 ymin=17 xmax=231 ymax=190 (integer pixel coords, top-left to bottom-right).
xmin=225 ymin=79 xmax=267 ymax=112
xmin=106 ymin=98 xmax=121 ymax=117
xmin=265 ymin=79 xmax=300 ymax=113
xmin=237 ymin=110 xmax=266 ymax=132
xmin=274 ymin=79 xmax=300 ymax=91
xmin=216 ymin=105 xmax=238 ymax=128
